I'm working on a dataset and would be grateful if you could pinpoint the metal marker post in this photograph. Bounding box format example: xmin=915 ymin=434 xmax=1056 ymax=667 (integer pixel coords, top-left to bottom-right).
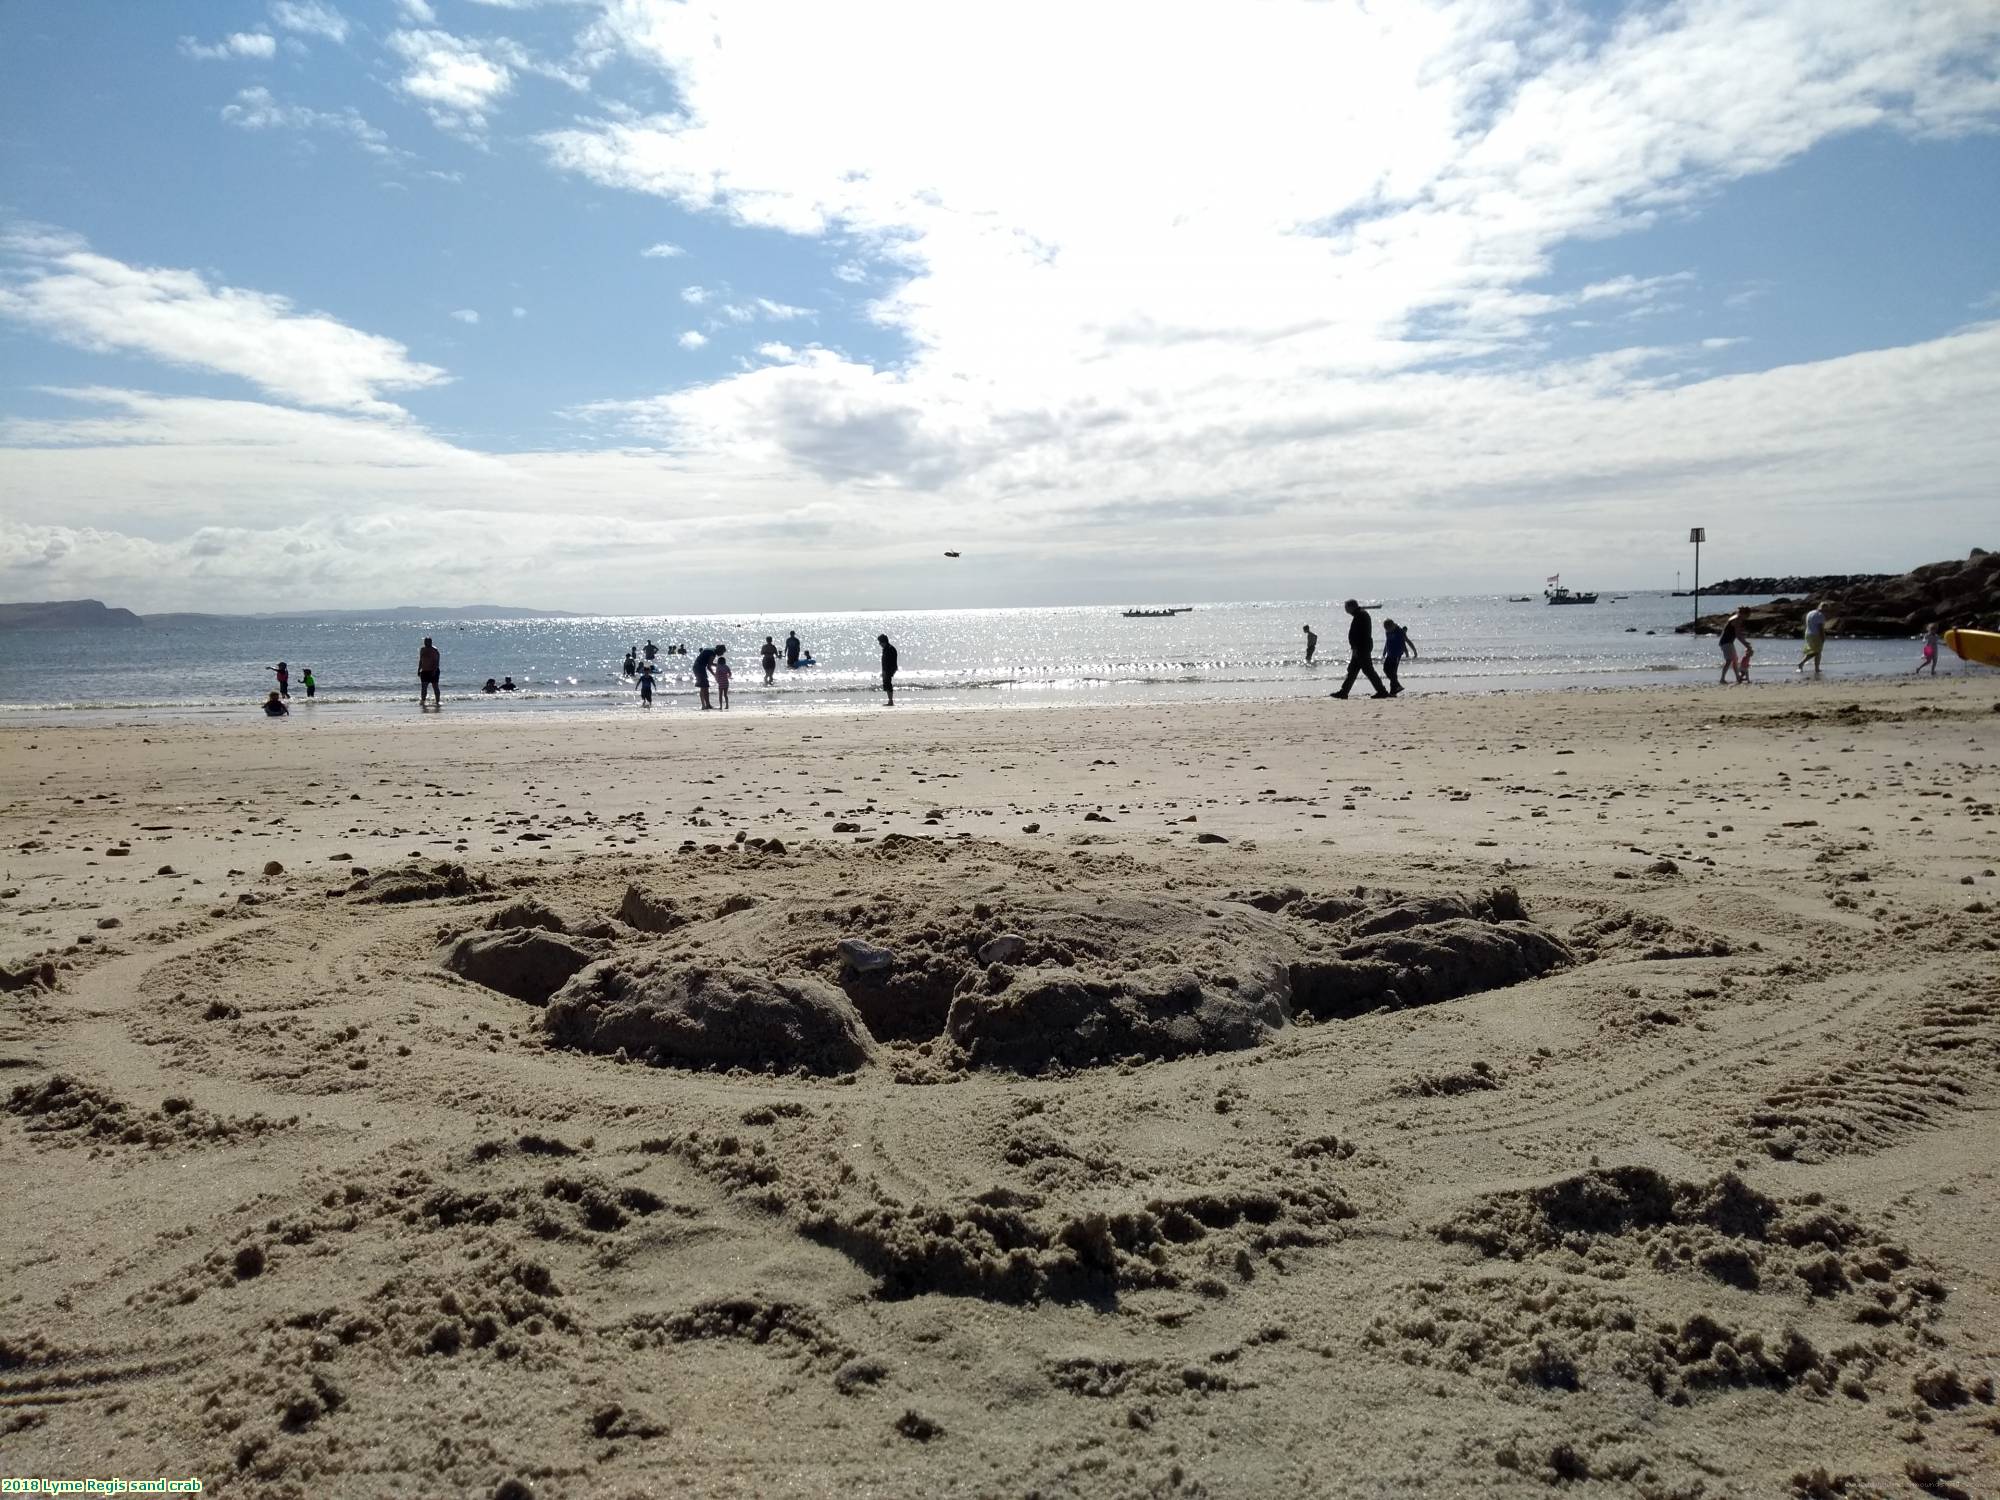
xmin=1689 ymin=527 xmax=1705 ymax=629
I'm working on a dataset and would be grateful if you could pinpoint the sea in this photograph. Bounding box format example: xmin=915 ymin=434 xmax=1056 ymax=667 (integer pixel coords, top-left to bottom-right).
xmin=0 ymin=593 xmax=1944 ymax=723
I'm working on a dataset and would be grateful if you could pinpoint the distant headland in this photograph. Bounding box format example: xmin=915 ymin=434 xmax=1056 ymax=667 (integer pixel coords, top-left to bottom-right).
xmin=0 ymin=600 xmax=580 ymax=630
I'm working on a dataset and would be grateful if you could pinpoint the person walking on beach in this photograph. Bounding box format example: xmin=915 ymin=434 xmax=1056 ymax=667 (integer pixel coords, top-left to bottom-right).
xmin=1381 ymin=618 xmax=1416 ymax=696
xmin=418 ymin=637 xmax=442 ymax=707
xmin=301 ymin=666 xmax=316 ymax=700
xmin=1330 ymin=600 xmax=1389 ymax=699
xmin=785 ymin=630 xmax=801 ymax=670
xmin=1797 ymin=602 xmax=1828 ymax=677
xmin=1302 ymin=624 xmax=1317 ymax=664
xmin=637 ymin=659 xmax=656 ymax=706
xmin=268 ymin=661 xmax=290 ymax=699
xmin=1914 ymin=622 xmax=1942 ymax=676
xmin=1717 ymin=610 xmax=1745 ymax=685
xmin=692 ymin=644 xmax=718 ymax=709
xmin=761 ymin=636 xmax=779 ymax=686
xmin=714 ymin=647 xmax=732 ymax=708
xmin=878 ymin=633 xmax=898 ymax=706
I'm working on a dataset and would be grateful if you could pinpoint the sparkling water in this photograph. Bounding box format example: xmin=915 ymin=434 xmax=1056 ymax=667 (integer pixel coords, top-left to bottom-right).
xmin=0 ymin=594 xmax=1941 ymax=720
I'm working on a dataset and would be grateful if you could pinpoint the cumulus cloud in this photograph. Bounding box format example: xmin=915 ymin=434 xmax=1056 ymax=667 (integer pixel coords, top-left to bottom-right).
xmin=180 ymin=32 xmax=277 ymax=61
xmin=450 ymin=308 xmax=480 ymax=324
xmin=396 ymin=0 xmax=436 ymax=20
xmin=0 ymin=233 xmax=447 ymax=417
xmin=532 ymin=0 xmax=2000 ymax=564
xmin=388 ymin=28 xmax=515 ymax=135
xmin=640 ymin=241 xmax=684 ymax=258
xmin=268 ymin=1 xmax=349 ymax=44
xmin=677 ymin=329 xmax=708 ymax=349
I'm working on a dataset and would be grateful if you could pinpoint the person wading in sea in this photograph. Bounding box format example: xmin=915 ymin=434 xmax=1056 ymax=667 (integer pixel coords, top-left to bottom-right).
xmin=878 ymin=634 xmax=898 ymax=706
xmin=1329 ymin=600 xmax=1389 ymax=699
xmin=418 ymin=637 xmax=442 ymax=708
xmin=1302 ymin=624 xmax=1317 ymax=664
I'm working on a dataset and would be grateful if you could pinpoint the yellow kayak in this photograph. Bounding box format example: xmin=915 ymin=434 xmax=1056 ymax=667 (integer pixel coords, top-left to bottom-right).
xmin=1944 ymin=629 xmax=2000 ymax=667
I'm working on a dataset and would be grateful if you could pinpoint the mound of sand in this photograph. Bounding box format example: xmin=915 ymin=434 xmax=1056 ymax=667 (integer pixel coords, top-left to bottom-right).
xmin=350 ymin=860 xmax=488 ymax=904
xmin=440 ymin=928 xmax=604 ymax=1005
xmin=935 ymin=894 xmax=1296 ymax=1071
xmin=545 ymin=957 xmax=874 ymax=1075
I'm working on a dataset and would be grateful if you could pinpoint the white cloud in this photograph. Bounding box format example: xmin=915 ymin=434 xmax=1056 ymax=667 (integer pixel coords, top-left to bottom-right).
xmin=388 ymin=28 xmax=515 ymax=135
xmin=451 ymin=308 xmax=480 ymax=324
xmin=268 ymin=1 xmax=348 ymax=44
xmin=220 ymin=87 xmax=399 ymax=160
xmin=677 ymin=329 xmax=708 ymax=349
xmin=512 ymin=305 xmax=528 ymax=319
xmin=180 ymin=32 xmax=278 ymax=61
xmin=0 ymin=233 xmax=447 ymax=418
xmin=640 ymin=241 xmax=684 ymax=258
xmin=536 ymin=0 xmax=2000 ymax=536
xmin=680 ymin=285 xmax=707 ymax=304
xmin=396 ymin=0 xmax=436 ymax=20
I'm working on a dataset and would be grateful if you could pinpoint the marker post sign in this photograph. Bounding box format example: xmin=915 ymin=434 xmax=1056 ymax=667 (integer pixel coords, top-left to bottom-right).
xmin=1689 ymin=527 xmax=1705 ymax=628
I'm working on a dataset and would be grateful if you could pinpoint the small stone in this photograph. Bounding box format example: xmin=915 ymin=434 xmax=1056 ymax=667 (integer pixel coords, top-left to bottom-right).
xmin=1021 ymin=823 xmax=1040 ymax=833
xmin=1195 ymin=832 xmax=1228 ymax=844
xmin=978 ymin=934 xmax=1027 ymax=966
xmin=96 ymin=916 xmax=122 ymax=929
xmin=837 ymin=938 xmax=895 ymax=974
xmin=156 ymin=865 xmax=175 ymax=876
xmin=105 ymin=846 xmax=130 ymax=857
xmin=263 ymin=860 xmax=284 ymax=876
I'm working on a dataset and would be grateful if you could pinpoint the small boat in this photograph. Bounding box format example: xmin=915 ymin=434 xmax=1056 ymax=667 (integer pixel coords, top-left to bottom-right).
xmin=1122 ymin=607 xmax=1189 ymax=618
xmin=1545 ymin=585 xmax=1598 ymax=605
xmin=943 ymin=550 xmax=960 ymax=558
xmin=1507 ymin=595 xmax=1534 ymax=603
xmin=1945 ymin=629 xmax=2000 ymax=667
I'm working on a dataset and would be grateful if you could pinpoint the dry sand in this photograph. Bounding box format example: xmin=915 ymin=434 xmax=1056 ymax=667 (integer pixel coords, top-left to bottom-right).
xmin=3 ymin=680 xmax=1998 ymax=1498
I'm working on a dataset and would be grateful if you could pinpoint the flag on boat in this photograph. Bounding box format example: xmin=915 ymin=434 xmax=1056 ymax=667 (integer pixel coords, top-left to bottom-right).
xmin=1546 ymin=573 xmax=1560 ymax=585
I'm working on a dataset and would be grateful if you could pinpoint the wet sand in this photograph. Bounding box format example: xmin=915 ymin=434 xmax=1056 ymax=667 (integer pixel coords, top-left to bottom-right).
xmin=3 ymin=679 xmax=1998 ymax=1498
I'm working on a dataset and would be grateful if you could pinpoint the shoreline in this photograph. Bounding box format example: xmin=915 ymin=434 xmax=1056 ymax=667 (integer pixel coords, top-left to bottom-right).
xmin=0 ymin=652 xmax=1980 ymax=727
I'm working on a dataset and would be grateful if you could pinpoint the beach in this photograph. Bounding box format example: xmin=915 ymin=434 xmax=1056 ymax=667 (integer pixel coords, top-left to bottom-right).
xmin=3 ymin=678 xmax=1998 ymax=1497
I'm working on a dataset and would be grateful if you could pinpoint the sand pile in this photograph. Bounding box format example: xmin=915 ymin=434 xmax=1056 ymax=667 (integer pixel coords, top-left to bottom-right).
xmin=439 ymin=928 xmax=603 ymax=1005
xmin=544 ymin=956 xmax=875 ymax=1075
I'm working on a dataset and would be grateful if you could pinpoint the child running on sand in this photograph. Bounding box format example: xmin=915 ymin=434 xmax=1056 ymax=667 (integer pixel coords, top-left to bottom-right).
xmin=1914 ymin=623 xmax=1941 ymax=676
xmin=714 ymin=649 xmax=731 ymax=708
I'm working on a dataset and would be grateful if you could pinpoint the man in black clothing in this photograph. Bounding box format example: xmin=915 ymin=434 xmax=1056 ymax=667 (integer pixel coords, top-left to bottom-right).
xmin=692 ymin=644 xmax=718 ymax=709
xmin=1330 ymin=599 xmax=1389 ymax=699
xmin=785 ymin=631 xmax=801 ymax=670
xmin=878 ymin=633 xmax=898 ymax=706
xmin=1302 ymin=624 xmax=1317 ymax=664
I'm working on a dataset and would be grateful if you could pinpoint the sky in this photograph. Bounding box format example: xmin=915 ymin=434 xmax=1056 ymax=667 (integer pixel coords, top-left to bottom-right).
xmin=0 ymin=0 xmax=1996 ymax=613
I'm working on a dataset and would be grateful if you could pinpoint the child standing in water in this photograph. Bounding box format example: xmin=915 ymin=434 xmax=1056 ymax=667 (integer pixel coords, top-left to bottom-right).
xmin=301 ymin=667 xmax=316 ymax=700
xmin=713 ymin=648 xmax=732 ymax=709
xmin=638 ymin=660 xmax=656 ymax=706
xmin=1914 ymin=623 xmax=1941 ymax=676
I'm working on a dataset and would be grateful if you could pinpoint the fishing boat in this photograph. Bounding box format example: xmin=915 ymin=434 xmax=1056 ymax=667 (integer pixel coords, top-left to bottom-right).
xmin=1543 ymin=575 xmax=1598 ymax=605
xmin=1122 ymin=606 xmax=1192 ymax=618
xmin=1508 ymin=595 xmax=1535 ymax=603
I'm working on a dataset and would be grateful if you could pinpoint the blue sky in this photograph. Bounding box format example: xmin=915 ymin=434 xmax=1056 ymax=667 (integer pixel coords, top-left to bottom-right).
xmin=1 ymin=1 xmax=1996 ymax=611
